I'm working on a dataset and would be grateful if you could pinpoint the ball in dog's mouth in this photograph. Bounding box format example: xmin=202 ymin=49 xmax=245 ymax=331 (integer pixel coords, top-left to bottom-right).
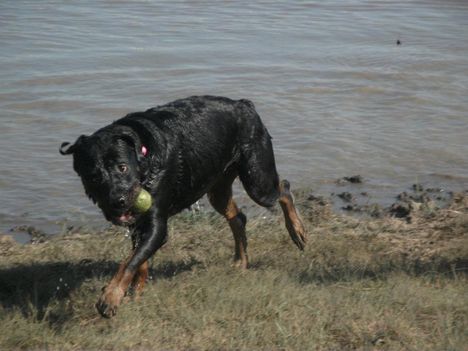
xmin=110 ymin=189 xmax=152 ymax=225
xmin=132 ymin=188 xmax=152 ymax=213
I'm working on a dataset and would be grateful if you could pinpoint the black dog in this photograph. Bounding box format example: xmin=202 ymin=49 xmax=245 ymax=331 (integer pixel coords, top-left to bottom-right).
xmin=60 ymin=95 xmax=306 ymax=317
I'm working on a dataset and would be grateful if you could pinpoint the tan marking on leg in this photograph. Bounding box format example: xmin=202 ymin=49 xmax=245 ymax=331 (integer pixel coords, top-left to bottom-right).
xmin=279 ymin=179 xmax=307 ymax=250
xmin=227 ymin=207 xmax=248 ymax=269
xmin=132 ymin=261 xmax=149 ymax=299
xmin=225 ymin=197 xmax=240 ymax=220
xmin=96 ymin=254 xmax=137 ymax=318
xmin=111 ymin=256 xmax=132 ymax=285
xmin=208 ymin=172 xmax=249 ymax=269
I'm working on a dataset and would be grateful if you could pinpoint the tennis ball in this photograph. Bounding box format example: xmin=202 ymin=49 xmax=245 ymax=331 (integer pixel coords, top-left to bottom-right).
xmin=133 ymin=188 xmax=152 ymax=213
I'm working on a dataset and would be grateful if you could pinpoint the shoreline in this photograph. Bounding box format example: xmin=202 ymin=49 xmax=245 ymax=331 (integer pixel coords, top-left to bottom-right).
xmin=3 ymin=175 xmax=467 ymax=245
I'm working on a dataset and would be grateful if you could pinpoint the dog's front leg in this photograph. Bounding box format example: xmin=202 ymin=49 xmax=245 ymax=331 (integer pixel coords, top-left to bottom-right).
xmin=96 ymin=213 xmax=168 ymax=318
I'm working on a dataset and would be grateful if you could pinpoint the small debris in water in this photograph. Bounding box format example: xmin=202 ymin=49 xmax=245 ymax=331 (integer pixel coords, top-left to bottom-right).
xmin=336 ymin=175 xmax=363 ymax=184
xmin=345 ymin=175 xmax=363 ymax=183
xmin=342 ymin=204 xmax=361 ymax=212
xmin=389 ymin=202 xmax=411 ymax=218
xmin=307 ymin=194 xmax=328 ymax=206
xmin=338 ymin=192 xmax=353 ymax=202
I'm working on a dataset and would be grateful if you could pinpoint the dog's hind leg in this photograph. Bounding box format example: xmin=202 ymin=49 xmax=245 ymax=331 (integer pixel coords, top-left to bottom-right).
xmin=208 ymin=172 xmax=249 ymax=269
xmin=278 ymin=179 xmax=307 ymax=250
xmin=241 ymin=172 xmax=307 ymax=251
xmin=238 ymin=120 xmax=306 ymax=250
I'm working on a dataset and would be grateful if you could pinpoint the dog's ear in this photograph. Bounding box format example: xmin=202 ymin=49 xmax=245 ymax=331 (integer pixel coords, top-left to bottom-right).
xmin=114 ymin=131 xmax=144 ymax=162
xmin=59 ymin=135 xmax=87 ymax=155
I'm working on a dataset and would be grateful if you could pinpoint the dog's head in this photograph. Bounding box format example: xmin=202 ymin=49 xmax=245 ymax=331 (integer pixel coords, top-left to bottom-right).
xmin=60 ymin=129 xmax=145 ymax=226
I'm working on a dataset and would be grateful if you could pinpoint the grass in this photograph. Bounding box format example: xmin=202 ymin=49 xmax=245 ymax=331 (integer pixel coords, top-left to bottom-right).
xmin=0 ymin=191 xmax=467 ymax=350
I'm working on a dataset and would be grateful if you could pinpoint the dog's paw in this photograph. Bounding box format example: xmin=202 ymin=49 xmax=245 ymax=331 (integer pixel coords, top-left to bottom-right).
xmin=231 ymin=258 xmax=249 ymax=270
xmin=290 ymin=221 xmax=307 ymax=251
xmin=96 ymin=286 xmax=125 ymax=318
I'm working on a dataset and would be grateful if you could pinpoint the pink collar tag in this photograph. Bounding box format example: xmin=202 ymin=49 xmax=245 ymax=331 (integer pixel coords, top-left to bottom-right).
xmin=141 ymin=145 xmax=148 ymax=156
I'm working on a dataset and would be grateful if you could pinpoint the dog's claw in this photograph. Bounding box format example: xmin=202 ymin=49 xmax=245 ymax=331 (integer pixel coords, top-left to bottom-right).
xmin=291 ymin=232 xmax=306 ymax=251
xmin=96 ymin=300 xmax=117 ymax=318
xmin=289 ymin=218 xmax=307 ymax=251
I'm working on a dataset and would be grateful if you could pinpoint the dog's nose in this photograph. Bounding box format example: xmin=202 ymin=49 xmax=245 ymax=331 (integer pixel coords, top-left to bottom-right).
xmin=118 ymin=196 xmax=126 ymax=207
xmin=114 ymin=196 xmax=126 ymax=209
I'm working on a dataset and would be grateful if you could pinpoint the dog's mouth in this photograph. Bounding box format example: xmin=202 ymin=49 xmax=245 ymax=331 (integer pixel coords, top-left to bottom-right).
xmin=111 ymin=211 xmax=134 ymax=225
xmin=103 ymin=186 xmax=141 ymax=226
xmin=109 ymin=212 xmax=134 ymax=226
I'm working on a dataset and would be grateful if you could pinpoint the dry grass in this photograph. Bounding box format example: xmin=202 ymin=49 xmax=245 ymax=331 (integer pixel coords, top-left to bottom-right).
xmin=0 ymin=192 xmax=467 ymax=350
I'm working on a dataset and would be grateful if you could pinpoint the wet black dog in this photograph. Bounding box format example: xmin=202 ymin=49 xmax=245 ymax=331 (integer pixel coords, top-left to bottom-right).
xmin=60 ymin=95 xmax=306 ymax=317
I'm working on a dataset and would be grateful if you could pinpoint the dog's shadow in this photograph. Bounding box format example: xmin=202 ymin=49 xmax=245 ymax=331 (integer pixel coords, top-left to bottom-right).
xmin=0 ymin=258 xmax=200 ymax=320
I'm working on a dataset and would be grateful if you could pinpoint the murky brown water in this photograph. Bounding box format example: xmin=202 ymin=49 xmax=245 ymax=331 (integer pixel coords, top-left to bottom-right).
xmin=1 ymin=0 xmax=468 ymax=239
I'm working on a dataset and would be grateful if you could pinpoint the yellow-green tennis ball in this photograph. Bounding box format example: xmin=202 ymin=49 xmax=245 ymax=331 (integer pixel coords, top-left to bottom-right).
xmin=133 ymin=188 xmax=152 ymax=213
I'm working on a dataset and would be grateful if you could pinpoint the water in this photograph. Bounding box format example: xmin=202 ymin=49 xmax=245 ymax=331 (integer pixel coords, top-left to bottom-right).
xmin=1 ymin=0 xmax=468 ymax=239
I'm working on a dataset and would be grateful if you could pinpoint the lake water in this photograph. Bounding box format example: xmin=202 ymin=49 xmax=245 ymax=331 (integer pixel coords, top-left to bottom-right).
xmin=1 ymin=0 xmax=468 ymax=240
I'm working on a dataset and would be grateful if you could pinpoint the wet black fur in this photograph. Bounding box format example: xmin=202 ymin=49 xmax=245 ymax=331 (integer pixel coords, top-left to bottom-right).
xmin=60 ymin=95 xmax=280 ymax=272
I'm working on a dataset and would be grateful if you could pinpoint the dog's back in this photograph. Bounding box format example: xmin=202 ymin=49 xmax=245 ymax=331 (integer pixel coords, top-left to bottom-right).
xmin=110 ymin=96 xmax=268 ymax=211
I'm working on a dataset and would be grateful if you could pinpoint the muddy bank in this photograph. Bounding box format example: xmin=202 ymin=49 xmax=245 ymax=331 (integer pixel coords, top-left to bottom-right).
xmin=2 ymin=182 xmax=467 ymax=265
xmin=2 ymin=175 xmax=467 ymax=245
xmin=328 ymin=175 xmax=459 ymax=221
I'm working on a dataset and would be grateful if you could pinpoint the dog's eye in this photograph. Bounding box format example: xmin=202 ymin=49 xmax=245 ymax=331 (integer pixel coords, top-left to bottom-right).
xmin=117 ymin=164 xmax=128 ymax=173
